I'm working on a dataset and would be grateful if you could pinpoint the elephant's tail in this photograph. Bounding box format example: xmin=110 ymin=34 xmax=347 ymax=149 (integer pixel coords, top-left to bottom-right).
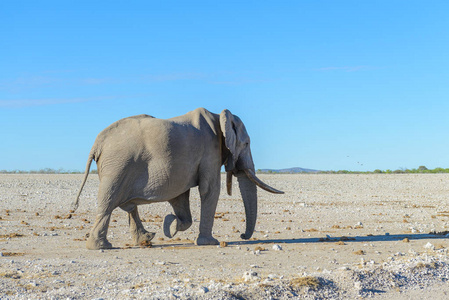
xmin=71 ymin=153 xmax=94 ymax=212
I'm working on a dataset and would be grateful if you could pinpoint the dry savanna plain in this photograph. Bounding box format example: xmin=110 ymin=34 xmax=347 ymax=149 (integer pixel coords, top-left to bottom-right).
xmin=1 ymin=173 xmax=449 ymax=299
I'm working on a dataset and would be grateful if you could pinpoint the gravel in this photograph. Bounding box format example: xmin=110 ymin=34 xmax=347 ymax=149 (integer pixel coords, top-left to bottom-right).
xmin=1 ymin=173 xmax=449 ymax=299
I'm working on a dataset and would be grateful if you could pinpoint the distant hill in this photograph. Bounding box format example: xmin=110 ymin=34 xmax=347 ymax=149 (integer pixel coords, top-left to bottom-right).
xmin=258 ymin=167 xmax=320 ymax=174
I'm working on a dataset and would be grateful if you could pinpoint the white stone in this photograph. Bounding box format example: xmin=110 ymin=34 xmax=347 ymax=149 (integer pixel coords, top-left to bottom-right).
xmin=424 ymin=242 xmax=435 ymax=250
xmin=242 ymin=271 xmax=259 ymax=282
xmin=272 ymin=244 xmax=282 ymax=251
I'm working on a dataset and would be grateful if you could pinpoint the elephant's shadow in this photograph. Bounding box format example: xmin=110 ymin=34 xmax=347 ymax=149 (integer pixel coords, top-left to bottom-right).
xmin=147 ymin=232 xmax=448 ymax=249
xmin=227 ymin=232 xmax=448 ymax=246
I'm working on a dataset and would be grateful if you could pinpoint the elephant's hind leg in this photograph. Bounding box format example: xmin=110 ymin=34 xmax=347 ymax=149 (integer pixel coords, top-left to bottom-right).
xmin=164 ymin=190 xmax=193 ymax=238
xmin=86 ymin=176 xmax=122 ymax=250
xmin=128 ymin=206 xmax=156 ymax=245
xmin=86 ymin=209 xmax=113 ymax=250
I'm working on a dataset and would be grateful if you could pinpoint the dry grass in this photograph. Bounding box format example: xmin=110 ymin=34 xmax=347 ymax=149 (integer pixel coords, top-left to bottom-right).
xmin=1 ymin=252 xmax=25 ymax=257
xmin=140 ymin=240 xmax=152 ymax=248
xmin=0 ymin=272 xmax=21 ymax=279
xmin=290 ymin=276 xmax=321 ymax=289
xmin=436 ymin=244 xmax=445 ymax=250
xmin=415 ymin=262 xmax=438 ymax=269
xmin=0 ymin=233 xmax=24 ymax=239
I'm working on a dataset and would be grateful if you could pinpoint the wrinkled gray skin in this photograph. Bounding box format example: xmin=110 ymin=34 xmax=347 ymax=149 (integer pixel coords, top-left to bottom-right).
xmin=73 ymin=108 xmax=283 ymax=250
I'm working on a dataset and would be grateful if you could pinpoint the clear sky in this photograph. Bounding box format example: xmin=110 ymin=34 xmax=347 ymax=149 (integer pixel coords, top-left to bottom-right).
xmin=1 ymin=1 xmax=449 ymax=172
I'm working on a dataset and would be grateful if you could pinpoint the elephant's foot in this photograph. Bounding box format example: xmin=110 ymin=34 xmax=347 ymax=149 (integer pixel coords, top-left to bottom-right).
xmin=132 ymin=231 xmax=156 ymax=246
xmin=86 ymin=236 xmax=112 ymax=250
xmin=163 ymin=214 xmax=178 ymax=238
xmin=195 ymin=235 xmax=219 ymax=246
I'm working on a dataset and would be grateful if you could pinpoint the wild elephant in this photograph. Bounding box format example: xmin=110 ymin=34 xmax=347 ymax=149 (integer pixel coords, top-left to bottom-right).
xmin=73 ymin=108 xmax=283 ymax=250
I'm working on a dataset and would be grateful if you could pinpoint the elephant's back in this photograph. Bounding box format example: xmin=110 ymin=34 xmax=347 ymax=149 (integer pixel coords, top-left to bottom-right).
xmin=95 ymin=114 xmax=159 ymax=142
xmin=92 ymin=114 xmax=170 ymax=162
xmin=101 ymin=114 xmax=155 ymax=134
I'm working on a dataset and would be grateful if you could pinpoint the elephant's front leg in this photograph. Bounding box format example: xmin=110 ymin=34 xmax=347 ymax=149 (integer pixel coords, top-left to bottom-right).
xmin=196 ymin=176 xmax=220 ymax=245
xmin=164 ymin=190 xmax=193 ymax=238
xmin=128 ymin=206 xmax=156 ymax=245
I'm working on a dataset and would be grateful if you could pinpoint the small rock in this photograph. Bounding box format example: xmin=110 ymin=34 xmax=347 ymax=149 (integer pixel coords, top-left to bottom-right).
xmin=242 ymin=271 xmax=259 ymax=282
xmin=272 ymin=244 xmax=282 ymax=251
xmin=424 ymin=242 xmax=435 ymax=250
xmin=198 ymin=286 xmax=209 ymax=294
xmin=53 ymin=279 xmax=65 ymax=284
xmin=250 ymin=264 xmax=259 ymax=268
xmin=409 ymin=249 xmax=418 ymax=255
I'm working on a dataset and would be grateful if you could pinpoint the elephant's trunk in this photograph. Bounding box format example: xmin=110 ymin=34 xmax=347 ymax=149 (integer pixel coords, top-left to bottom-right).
xmin=237 ymin=174 xmax=258 ymax=240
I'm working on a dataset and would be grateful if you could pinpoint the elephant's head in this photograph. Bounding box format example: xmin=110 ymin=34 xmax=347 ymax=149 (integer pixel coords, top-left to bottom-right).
xmin=220 ymin=109 xmax=284 ymax=240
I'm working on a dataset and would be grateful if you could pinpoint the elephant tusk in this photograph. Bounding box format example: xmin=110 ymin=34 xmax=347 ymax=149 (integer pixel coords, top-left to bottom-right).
xmin=244 ymin=169 xmax=284 ymax=194
xmin=226 ymin=171 xmax=233 ymax=196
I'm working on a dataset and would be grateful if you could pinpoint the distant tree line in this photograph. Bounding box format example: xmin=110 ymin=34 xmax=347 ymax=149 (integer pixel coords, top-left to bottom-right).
xmin=0 ymin=168 xmax=98 ymax=174
xmin=324 ymin=166 xmax=449 ymax=174
xmin=256 ymin=166 xmax=449 ymax=174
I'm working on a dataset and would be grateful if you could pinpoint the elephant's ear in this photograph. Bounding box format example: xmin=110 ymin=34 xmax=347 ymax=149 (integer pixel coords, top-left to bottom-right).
xmin=220 ymin=109 xmax=237 ymax=171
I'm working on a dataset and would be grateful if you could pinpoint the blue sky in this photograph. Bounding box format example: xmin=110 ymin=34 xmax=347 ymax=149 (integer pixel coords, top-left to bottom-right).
xmin=1 ymin=1 xmax=449 ymax=172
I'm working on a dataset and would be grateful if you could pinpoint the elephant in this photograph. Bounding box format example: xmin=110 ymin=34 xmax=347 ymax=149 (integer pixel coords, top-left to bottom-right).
xmin=72 ymin=107 xmax=283 ymax=250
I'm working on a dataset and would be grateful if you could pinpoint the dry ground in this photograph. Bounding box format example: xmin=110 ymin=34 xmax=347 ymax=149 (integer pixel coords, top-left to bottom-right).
xmin=1 ymin=173 xmax=449 ymax=299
